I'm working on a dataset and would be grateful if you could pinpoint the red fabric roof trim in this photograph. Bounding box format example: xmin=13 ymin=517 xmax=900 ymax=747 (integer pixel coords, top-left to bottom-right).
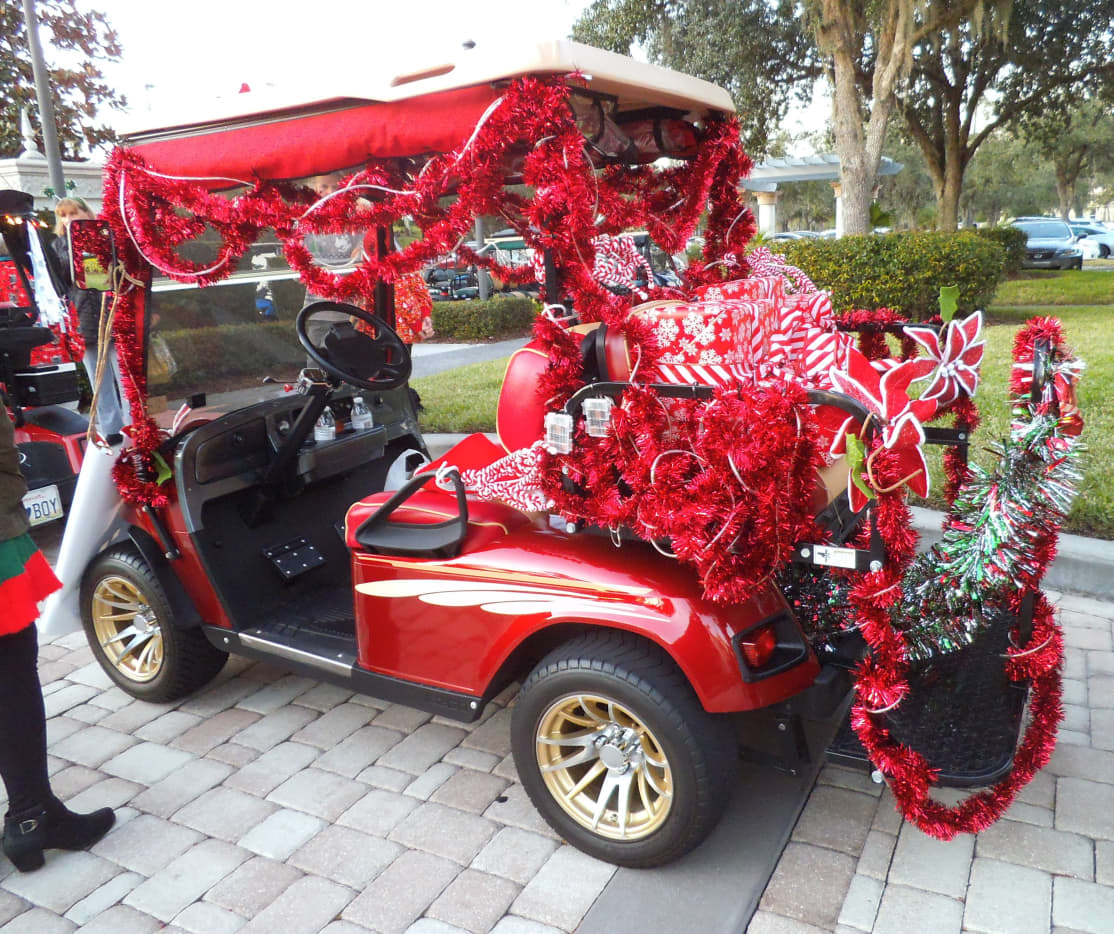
xmin=126 ymin=84 xmax=502 ymax=183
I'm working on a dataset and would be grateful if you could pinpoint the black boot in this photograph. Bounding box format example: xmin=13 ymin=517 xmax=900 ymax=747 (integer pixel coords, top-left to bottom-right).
xmin=2 ymin=810 xmax=46 ymax=871
xmin=3 ymin=800 xmax=115 ymax=872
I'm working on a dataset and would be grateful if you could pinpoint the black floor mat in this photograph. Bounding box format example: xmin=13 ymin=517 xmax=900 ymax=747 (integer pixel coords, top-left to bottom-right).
xmin=827 ymin=606 xmax=1028 ymax=787
xmin=261 ymin=588 xmax=356 ymax=638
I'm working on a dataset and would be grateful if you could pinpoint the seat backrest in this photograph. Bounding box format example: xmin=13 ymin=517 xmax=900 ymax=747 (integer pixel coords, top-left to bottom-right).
xmin=495 ymin=340 xmax=550 ymax=452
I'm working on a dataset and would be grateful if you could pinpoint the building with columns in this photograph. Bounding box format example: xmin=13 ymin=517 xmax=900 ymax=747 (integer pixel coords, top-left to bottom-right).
xmin=0 ymin=110 xmax=105 ymax=214
xmin=742 ymin=153 xmax=903 ymax=237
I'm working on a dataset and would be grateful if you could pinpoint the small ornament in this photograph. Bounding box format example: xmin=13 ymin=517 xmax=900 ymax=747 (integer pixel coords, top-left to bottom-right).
xmin=544 ymin=412 xmax=574 ymax=454
xmin=582 ymin=396 xmax=614 ymax=438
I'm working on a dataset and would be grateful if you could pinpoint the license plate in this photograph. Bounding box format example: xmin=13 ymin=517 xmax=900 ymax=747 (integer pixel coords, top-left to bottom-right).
xmin=23 ymin=484 xmax=63 ymax=526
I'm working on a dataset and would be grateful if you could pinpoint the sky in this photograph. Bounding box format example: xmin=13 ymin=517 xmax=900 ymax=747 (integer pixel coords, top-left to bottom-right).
xmin=88 ymin=0 xmax=596 ymax=128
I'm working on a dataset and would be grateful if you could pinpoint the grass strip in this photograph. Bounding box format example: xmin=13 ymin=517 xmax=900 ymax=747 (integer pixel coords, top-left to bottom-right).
xmin=992 ymin=270 xmax=1114 ymax=306
xmin=413 ymin=356 xmax=507 ymax=433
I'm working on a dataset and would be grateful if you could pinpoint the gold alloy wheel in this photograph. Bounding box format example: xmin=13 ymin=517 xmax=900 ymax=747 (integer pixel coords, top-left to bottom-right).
xmin=90 ymin=575 xmax=165 ymax=683
xmin=535 ymin=692 xmax=674 ymax=841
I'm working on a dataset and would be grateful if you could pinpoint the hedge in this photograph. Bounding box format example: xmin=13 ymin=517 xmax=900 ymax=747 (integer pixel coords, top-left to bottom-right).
xmin=430 ymin=295 xmax=540 ymax=341
xmin=158 ymin=322 xmax=304 ymax=392
xmin=976 ymin=226 xmax=1027 ymax=278
xmin=778 ymin=231 xmax=1006 ymax=320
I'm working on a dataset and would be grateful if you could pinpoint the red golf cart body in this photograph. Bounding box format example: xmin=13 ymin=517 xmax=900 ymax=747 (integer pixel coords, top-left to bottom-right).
xmin=47 ymin=39 xmax=1076 ymax=866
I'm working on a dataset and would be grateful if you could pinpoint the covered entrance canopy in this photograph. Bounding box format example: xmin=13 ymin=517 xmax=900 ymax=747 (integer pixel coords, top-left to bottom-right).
xmin=741 ymin=153 xmax=903 ymax=237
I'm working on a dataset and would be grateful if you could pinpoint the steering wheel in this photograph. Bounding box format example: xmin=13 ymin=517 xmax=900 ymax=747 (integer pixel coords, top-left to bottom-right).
xmin=295 ymin=301 xmax=412 ymax=391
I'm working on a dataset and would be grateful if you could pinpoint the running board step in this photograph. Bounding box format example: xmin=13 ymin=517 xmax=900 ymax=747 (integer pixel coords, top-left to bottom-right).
xmin=201 ymin=623 xmax=487 ymax=723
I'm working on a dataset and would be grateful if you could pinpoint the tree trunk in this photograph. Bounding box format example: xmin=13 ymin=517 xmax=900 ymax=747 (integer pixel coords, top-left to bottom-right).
xmin=937 ymin=158 xmax=965 ymax=231
xmin=830 ymin=45 xmax=893 ymax=235
xmin=1055 ymin=151 xmax=1086 ymax=221
xmin=1056 ymin=177 xmax=1074 ymax=221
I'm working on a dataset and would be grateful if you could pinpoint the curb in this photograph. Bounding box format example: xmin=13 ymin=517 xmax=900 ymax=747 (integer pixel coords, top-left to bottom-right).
xmin=424 ymin=436 xmax=1114 ymax=603
xmin=912 ymin=506 xmax=1114 ymax=602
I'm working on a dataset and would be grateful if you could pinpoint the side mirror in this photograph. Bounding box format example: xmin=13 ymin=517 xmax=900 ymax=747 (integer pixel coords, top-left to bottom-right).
xmin=68 ymin=219 xmax=116 ymax=291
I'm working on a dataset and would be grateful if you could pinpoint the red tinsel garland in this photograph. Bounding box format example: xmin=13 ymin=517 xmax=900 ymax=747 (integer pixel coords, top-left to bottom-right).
xmin=847 ymin=325 xmax=1070 ymax=840
xmin=537 ymin=378 xmax=823 ymax=605
xmin=101 ymin=77 xmax=756 ymax=500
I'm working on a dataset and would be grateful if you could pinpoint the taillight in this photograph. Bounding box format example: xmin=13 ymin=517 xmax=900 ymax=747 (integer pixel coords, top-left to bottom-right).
xmin=740 ymin=625 xmax=778 ymax=669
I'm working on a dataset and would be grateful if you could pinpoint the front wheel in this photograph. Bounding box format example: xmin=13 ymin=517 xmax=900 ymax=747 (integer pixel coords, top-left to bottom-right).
xmin=511 ymin=633 xmax=738 ymax=867
xmin=81 ymin=546 xmax=227 ymax=701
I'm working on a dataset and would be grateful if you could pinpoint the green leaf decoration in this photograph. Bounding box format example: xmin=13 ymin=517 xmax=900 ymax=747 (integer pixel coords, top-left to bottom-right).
xmin=153 ymin=451 xmax=172 ymax=486
xmin=844 ymin=433 xmax=875 ymax=502
xmin=938 ymin=284 xmax=959 ymax=323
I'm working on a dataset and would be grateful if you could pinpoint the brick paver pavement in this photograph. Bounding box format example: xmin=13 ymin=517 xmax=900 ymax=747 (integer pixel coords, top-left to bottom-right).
xmin=751 ymin=590 xmax=1114 ymax=934
xmin=3 ymin=588 xmax=1111 ymax=932
xmin=0 ymin=636 xmax=610 ymax=934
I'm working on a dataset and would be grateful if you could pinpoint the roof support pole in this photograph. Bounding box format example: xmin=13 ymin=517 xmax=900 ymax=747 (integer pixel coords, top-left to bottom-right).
xmin=755 ymin=189 xmax=780 ymax=236
xmin=21 ymin=0 xmax=67 ymax=201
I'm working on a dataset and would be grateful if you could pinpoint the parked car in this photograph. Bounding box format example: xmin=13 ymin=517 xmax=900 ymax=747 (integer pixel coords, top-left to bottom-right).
xmin=1069 ymin=223 xmax=1114 ymax=259
xmin=1011 ymin=219 xmax=1083 ymax=270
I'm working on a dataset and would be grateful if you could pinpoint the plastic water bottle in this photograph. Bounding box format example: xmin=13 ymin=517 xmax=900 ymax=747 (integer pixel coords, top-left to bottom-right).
xmin=350 ymin=396 xmax=373 ymax=431
xmin=314 ymin=406 xmax=336 ymax=442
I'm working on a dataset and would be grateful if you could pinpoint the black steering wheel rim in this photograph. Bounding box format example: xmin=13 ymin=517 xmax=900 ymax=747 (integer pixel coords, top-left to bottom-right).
xmin=295 ymin=300 xmax=412 ymax=391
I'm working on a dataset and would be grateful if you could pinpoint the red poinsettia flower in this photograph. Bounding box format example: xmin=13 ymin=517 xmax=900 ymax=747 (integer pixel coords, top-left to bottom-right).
xmin=827 ymin=349 xmax=937 ymax=511
xmin=906 ymin=311 xmax=985 ymax=408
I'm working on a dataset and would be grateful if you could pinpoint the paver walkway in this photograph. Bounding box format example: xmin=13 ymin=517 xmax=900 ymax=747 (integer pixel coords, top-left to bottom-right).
xmin=3 ymin=558 xmax=1111 ymax=932
xmin=1 ymin=633 xmax=609 ymax=934
xmin=751 ymin=590 xmax=1114 ymax=934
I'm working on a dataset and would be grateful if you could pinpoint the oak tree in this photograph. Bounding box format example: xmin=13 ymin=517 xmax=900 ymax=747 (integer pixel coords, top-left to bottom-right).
xmin=572 ymin=0 xmax=820 ymax=158
xmin=0 ymin=0 xmax=125 ymax=158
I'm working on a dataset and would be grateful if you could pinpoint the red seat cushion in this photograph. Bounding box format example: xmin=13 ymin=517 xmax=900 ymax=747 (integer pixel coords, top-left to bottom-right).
xmin=345 ymin=486 xmax=532 ymax=554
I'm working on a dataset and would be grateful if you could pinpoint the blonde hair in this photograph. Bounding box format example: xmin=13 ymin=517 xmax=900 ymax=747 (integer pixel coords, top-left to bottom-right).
xmin=53 ymin=197 xmax=94 ymax=236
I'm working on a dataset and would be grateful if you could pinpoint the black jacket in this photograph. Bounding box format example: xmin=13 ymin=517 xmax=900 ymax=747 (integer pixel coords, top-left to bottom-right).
xmin=51 ymin=236 xmax=102 ymax=348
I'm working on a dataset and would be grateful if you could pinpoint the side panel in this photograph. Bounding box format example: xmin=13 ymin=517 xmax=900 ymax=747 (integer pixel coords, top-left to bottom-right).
xmin=352 ymin=525 xmax=818 ymax=713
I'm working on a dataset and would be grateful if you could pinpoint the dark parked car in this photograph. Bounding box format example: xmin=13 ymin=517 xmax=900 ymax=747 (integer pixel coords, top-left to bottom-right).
xmin=1012 ymin=219 xmax=1083 ymax=270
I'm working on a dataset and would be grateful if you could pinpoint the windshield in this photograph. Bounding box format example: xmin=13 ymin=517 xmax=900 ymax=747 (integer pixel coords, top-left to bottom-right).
xmin=145 ymin=231 xmax=312 ymax=411
xmin=1016 ymin=221 xmax=1071 ymax=240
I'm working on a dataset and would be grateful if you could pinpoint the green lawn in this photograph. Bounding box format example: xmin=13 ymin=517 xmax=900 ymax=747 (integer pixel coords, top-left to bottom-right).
xmin=413 ymin=357 xmax=507 ymax=433
xmin=992 ymin=270 xmax=1114 ymax=306
xmin=415 ymin=277 xmax=1112 ymax=538
xmin=923 ymin=303 xmax=1112 ymax=539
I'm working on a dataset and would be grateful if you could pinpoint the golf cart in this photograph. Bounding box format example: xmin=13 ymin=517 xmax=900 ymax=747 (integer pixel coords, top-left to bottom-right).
xmin=0 ymin=189 xmax=86 ymax=526
xmin=45 ymin=39 xmax=1081 ymax=865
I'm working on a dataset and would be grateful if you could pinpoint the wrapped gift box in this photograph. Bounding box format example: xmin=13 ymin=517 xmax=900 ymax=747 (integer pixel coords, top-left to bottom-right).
xmin=632 ymin=298 xmax=779 ymax=386
xmin=694 ymin=276 xmax=785 ymax=304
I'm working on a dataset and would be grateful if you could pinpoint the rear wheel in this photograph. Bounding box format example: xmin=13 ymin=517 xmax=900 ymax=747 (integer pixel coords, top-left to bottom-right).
xmin=1101 ymin=245 xmax=1111 ymax=259
xmin=81 ymin=546 xmax=227 ymax=701
xmin=511 ymin=632 xmax=738 ymax=867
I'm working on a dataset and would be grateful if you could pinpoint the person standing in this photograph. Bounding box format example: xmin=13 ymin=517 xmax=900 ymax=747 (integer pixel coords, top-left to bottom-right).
xmin=52 ymin=198 xmax=127 ymax=440
xmin=0 ymin=409 xmax=115 ymax=871
xmin=302 ymin=174 xmax=363 ymax=355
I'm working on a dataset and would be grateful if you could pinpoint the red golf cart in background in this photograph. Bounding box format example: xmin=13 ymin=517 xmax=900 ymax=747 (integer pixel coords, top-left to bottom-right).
xmin=44 ymin=40 xmax=1081 ymax=865
xmin=1 ymin=189 xmax=87 ymax=526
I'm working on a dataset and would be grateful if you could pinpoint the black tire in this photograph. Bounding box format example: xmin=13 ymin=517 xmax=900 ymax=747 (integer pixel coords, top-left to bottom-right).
xmin=1101 ymin=245 xmax=1111 ymax=259
xmin=80 ymin=546 xmax=227 ymax=701
xmin=1073 ymin=257 xmax=1084 ymax=270
xmin=511 ymin=632 xmax=738 ymax=867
